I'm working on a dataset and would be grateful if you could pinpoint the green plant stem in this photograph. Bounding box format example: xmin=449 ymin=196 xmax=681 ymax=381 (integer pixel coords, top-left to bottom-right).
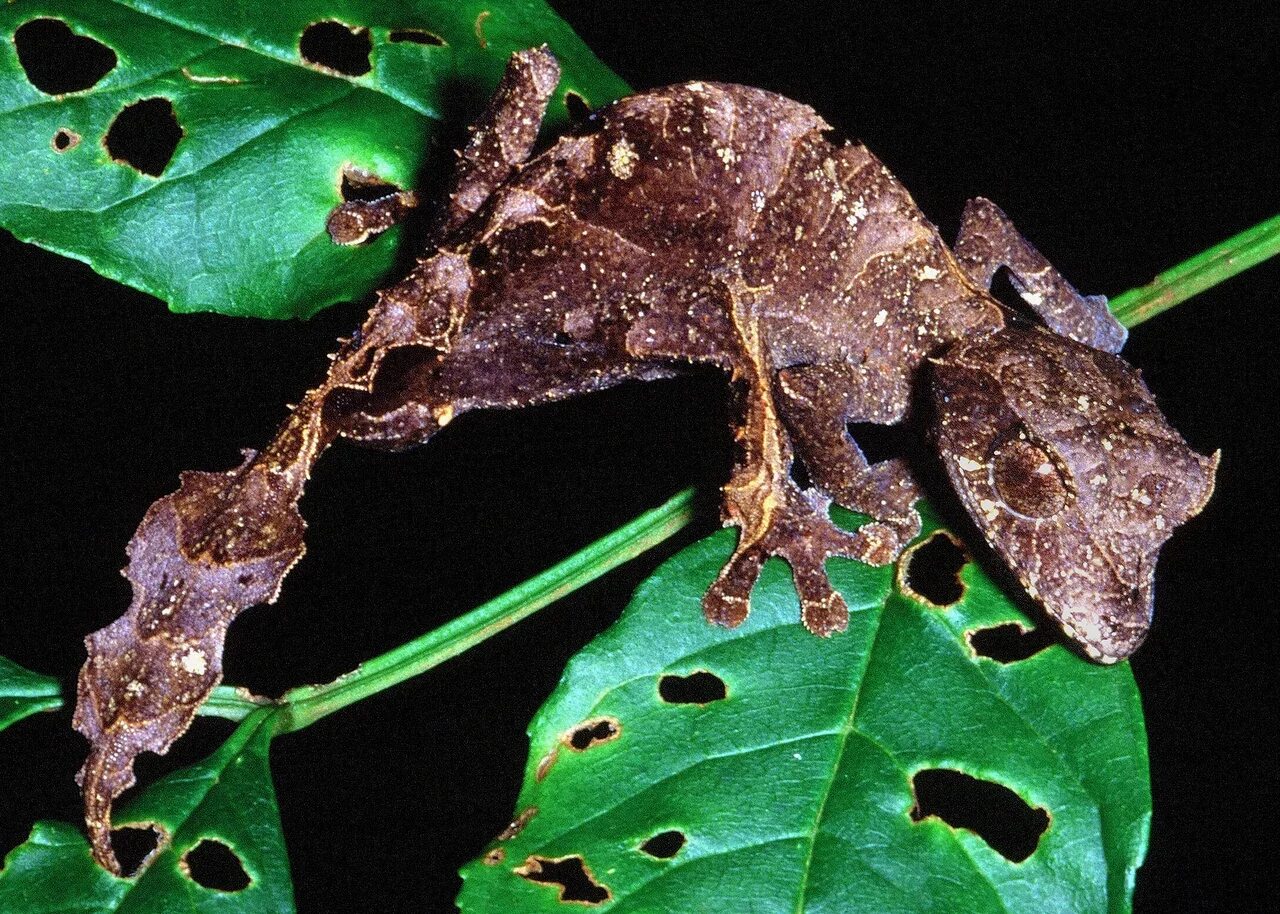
xmin=1110 ymin=212 xmax=1280 ymax=328
xmin=270 ymin=487 xmax=696 ymax=733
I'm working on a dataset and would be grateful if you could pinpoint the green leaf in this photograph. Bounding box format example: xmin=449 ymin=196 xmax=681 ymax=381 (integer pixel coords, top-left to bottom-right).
xmin=0 ymin=708 xmax=292 ymax=913
xmin=457 ymin=508 xmax=1149 ymax=913
xmin=0 ymin=656 xmax=62 ymax=731
xmin=0 ymin=0 xmax=628 ymax=317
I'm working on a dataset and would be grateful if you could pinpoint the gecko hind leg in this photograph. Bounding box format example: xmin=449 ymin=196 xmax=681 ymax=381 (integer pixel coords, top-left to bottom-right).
xmin=327 ymin=47 xmax=561 ymax=246
xmin=435 ymin=46 xmax=562 ymax=237
xmin=955 ymin=197 xmax=1127 ymax=353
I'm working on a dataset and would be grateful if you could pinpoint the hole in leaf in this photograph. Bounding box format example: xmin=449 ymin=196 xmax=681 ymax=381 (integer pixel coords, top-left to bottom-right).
xmin=389 ymin=28 xmax=445 ymax=46
xmin=658 ymin=670 xmax=727 ymax=705
xmin=564 ymin=90 xmax=591 ymax=124
xmin=899 ymin=531 xmax=967 ymax=607
xmin=104 ymin=97 xmax=183 ymax=177
xmin=564 ymin=717 xmax=620 ymax=751
xmin=639 ymin=830 xmax=686 ymax=859
xmin=845 ymin=421 xmax=907 ymax=465
xmin=181 ymin=838 xmax=251 ymax=892
xmin=327 ymin=166 xmax=417 ymax=246
xmin=52 ymin=128 xmax=80 ymax=152
xmin=14 ymin=18 xmax=117 ymax=95
xmin=910 ymin=768 xmax=1049 ymax=863
xmin=515 ymin=855 xmax=610 ymax=904
xmin=110 ymin=823 xmax=163 ymax=878
xmin=339 ymin=165 xmax=402 ymax=203
xmin=968 ymin=622 xmax=1056 ymax=663
xmin=299 ymin=20 xmax=372 ymax=76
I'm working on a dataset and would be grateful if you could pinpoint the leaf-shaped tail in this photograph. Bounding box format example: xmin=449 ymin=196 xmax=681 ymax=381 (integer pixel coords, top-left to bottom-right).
xmin=72 ymin=248 xmax=475 ymax=873
xmin=72 ymin=394 xmax=326 ymax=873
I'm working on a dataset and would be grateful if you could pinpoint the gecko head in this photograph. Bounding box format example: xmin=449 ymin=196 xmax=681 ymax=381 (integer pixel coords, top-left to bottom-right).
xmin=929 ymin=323 xmax=1217 ymax=662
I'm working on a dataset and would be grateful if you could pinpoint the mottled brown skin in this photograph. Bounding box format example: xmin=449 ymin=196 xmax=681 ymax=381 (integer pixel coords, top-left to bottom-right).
xmin=73 ymin=48 xmax=1215 ymax=871
xmin=931 ymin=324 xmax=1217 ymax=661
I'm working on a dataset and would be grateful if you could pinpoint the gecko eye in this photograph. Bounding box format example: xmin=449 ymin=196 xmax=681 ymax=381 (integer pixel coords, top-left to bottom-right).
xmin=989 ymin=429 xmax=1074 ymax=519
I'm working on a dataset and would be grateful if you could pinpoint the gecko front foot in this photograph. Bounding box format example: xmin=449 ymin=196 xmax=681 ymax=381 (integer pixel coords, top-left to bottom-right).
xmin=704 ymin=482 xmax=875 ymax=637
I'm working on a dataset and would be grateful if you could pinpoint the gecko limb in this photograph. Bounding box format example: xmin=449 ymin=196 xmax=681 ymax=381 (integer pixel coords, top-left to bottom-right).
xmin=775 ymin=361 xmax=922 ymax=566
xmin=955 ymin=197 xmax=1127 ymax=353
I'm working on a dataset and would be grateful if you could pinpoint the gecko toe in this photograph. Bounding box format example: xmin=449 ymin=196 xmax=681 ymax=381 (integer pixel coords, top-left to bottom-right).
xmin=846 ymin=520 xmax=911 ymax=566
xmin=793 ymin=564 xmax=849 ymax=636
xmin=703 ymin=545 xmax=765 ymax=628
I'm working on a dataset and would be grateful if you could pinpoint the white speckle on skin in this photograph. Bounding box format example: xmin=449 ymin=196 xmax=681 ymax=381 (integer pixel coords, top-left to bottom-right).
xmin=180 ymin=649 xmax=207 ymax=676
xmin=1129 ymin=488 xmax=1153 ymax=506
xmin=607 ymin=138 xmax=638 ymax=179
xmin=957 ymin=456 xmax=983 ymax=472
xmin=916 ymin=265 xmax=940 ymax=281
xmin=873 ymin=309 xmax=888 ymax=327
xmin=715 ymin=145 xmax=738 ymax=166
xmin=1021 ymin=290 xmax=1044 ymax=307
xmin=751 ymin=189 xmax=766 ymax=212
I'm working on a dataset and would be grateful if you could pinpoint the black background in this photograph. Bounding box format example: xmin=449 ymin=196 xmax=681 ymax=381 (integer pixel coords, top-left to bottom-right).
xmin=2 ymin=1 xmax=1276 ymax=910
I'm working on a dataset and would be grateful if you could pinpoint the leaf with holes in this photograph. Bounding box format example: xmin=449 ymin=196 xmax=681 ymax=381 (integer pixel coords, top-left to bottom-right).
xmin=0 ymin=708 xmax=290 ymax=911
xmin=0 ymin=656 xmax=62 ymax=732
xmin=0 ymin=0 xmax=627 ymax=317
xmin=457 ymin=508 xmax=1150 ymax=913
